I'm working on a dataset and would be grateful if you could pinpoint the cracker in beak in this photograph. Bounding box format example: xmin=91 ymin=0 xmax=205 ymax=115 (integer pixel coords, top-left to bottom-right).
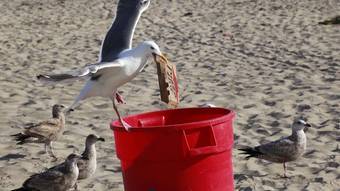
xmin=153 ymin=53 xmax=168 ymax=65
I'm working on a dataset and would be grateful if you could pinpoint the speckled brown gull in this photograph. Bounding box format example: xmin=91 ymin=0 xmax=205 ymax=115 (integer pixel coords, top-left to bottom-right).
xmin=238 ymin=119 xmax=311 ymax=177
xmin=11 ymin=104 xmax=66 ymax=159
xmin=12 ymin=154 xmax=81 ymax=191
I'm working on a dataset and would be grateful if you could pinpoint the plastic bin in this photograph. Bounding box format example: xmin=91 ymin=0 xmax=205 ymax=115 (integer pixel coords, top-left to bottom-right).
xmin=110 ymin=107 xmax=235 ymax=191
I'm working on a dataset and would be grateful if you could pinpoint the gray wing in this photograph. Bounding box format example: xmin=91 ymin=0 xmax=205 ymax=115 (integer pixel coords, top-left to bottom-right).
xmin=23 ymin=170 xmax=66 ymax=190
xmin=99 ymin=0 xmax=149 ymax=62
xmin=257 ymin=137 xmax=296 ymax=158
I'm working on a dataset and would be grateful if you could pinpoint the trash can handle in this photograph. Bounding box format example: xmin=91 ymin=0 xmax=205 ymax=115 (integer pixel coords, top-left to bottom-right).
xmin=182 ymin=124 xmax=227 ymax=157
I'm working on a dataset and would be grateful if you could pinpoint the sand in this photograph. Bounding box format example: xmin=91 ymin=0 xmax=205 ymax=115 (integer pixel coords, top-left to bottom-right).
xmin=0 ymin=0 xmax=339 ymax=190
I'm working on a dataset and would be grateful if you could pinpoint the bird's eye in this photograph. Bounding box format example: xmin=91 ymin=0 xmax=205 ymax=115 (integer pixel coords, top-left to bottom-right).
xmin=140 ymin=0 xmax=148 ymax=5
xmin=297 ymin=120 xmax=305 ymax=124
xmin=150 ymin=46 xmax=155 ymax=50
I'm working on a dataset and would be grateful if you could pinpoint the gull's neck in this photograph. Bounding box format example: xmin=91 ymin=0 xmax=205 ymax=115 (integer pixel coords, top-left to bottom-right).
xmin=83 ymin=143 xmax=96 ymax=160
xmin=52 ymin=111 xmax=66 ymax=127
xmin=291 ymin=129 xmax=306 ymax=143
xmin=65 ymin=161 xmax=79 ymax=174
xmin=126 ymin=46 xmax=150 ymax=66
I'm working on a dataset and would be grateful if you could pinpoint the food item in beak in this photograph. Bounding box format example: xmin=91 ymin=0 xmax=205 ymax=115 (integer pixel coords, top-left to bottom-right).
xmin=153 ymin=53 xmax=168 ymax=65
xmin=156 ymin=55 xmax=179 ymax=108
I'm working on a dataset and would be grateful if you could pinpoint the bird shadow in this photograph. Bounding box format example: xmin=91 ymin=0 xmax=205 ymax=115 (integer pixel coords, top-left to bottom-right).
xmin=0 ymin=153 xmax=26 ymax=161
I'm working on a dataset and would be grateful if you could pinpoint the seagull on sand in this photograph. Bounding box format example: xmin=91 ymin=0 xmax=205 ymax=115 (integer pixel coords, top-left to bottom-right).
xmin=37 ymin=41 xmax=168 ymax=131
xmin=238 ymin=119 xmax=311 ymax=177
xmin=12 ymin=153 xmax=81 ymax=191
xmin=50 ymin=134 xmax=105 ymax=190
xmin=99 ymin=0 xmax=151 ymax=103
xmin=12 ymin=104 xmax=66 ymax=159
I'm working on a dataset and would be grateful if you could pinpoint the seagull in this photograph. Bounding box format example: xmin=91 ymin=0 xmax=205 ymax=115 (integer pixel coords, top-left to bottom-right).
xmin=50 ymin=134 xmax=105 ymax=190
xmin=37 ymin=41 xmax=168 ymax=131
xmin=99 ymin=0 xmax=151 ymax=103
xmin=12 ymin=153 xmax=81 ymax=191
xmin=11 ymin=104 xmax=66 ymax=159
xmin=238 ymin=119 xmax=311 ymax=177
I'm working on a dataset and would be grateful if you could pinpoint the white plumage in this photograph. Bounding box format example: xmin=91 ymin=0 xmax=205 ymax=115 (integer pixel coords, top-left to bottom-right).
xmin=37 ymin=41 xmax=167 ymax=130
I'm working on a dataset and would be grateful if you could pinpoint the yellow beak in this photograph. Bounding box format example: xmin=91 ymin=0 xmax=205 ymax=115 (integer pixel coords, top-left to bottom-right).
xmin=153 ymin=53 xmax=168 ymax=65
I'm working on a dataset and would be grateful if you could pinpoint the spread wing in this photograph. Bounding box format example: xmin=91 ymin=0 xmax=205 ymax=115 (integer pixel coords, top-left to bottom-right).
xmin=99 ymin=0 xmax=148 ymax=62
xmin=37 ymin=61 xmax=123 ymax=83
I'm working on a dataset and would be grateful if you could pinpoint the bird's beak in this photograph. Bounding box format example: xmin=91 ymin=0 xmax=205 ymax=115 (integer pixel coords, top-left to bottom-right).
xmin=304 ymin=123 xmax=311 ymax=132
xmin=97 ymin=137 xmax=105 ymax=142
xmin=152 ymin=53 xmax=168 ymax=65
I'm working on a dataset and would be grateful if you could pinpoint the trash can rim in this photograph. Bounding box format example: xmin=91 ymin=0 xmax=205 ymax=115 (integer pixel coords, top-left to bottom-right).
xmin=110 ymin=107 xmax=235 ymax=131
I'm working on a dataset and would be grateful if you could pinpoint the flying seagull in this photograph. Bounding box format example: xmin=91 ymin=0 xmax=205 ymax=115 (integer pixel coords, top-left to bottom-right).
xmin=37 ymin=41 xmax=168 ymax=131
xmin=12 ymin=153 xmax=81 ymax=191
xmin=99 ymin=0 xmax=151 ymax=103
xmin=50 ymin=134 xmax=105 ymax=190
xmin=238 ymin=119 xmax=311 ymax=177
xmin=12 ymin=104 xmax=66 ymax=159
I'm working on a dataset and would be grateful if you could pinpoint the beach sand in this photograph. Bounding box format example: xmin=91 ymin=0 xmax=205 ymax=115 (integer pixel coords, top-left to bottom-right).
xmin=0 ymin=0 xmax=339 ymax=190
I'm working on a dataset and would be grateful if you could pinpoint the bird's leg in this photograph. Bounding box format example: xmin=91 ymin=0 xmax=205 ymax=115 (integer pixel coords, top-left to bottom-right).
xmin=283 ymin=162 xmax=288 ymax=178
xmin=66 ymin=90 xmax=88 ymax=115
xmin=115 ymin=92 xmax=126 ymax=104
xmin=112 ymin=98 xmax=131 ymax=131
xmin=74 ymin=182 xmax=79 ymax=191
xmin=47 ymin=141 xmax=57 ymax=159
xmin=44 ymin=143 xmax=48 ymax=154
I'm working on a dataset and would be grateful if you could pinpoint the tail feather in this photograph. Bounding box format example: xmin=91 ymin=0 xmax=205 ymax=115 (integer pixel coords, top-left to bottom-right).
xmin=238 ymin=146 xmax=262 ymax=159
xmin=11 ymin=133 xmax=31 ymax=145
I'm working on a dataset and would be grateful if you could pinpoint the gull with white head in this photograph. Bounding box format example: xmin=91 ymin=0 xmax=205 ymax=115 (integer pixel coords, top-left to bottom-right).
xmin=238 ymin=118 xmax=311 ymax=177
xmin=37 ymin=41 xmax=168 ymax=131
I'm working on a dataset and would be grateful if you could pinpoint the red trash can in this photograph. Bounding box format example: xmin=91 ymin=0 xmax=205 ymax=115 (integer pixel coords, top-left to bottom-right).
xmin=110 ymin=107 xmax=235 ymax=191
